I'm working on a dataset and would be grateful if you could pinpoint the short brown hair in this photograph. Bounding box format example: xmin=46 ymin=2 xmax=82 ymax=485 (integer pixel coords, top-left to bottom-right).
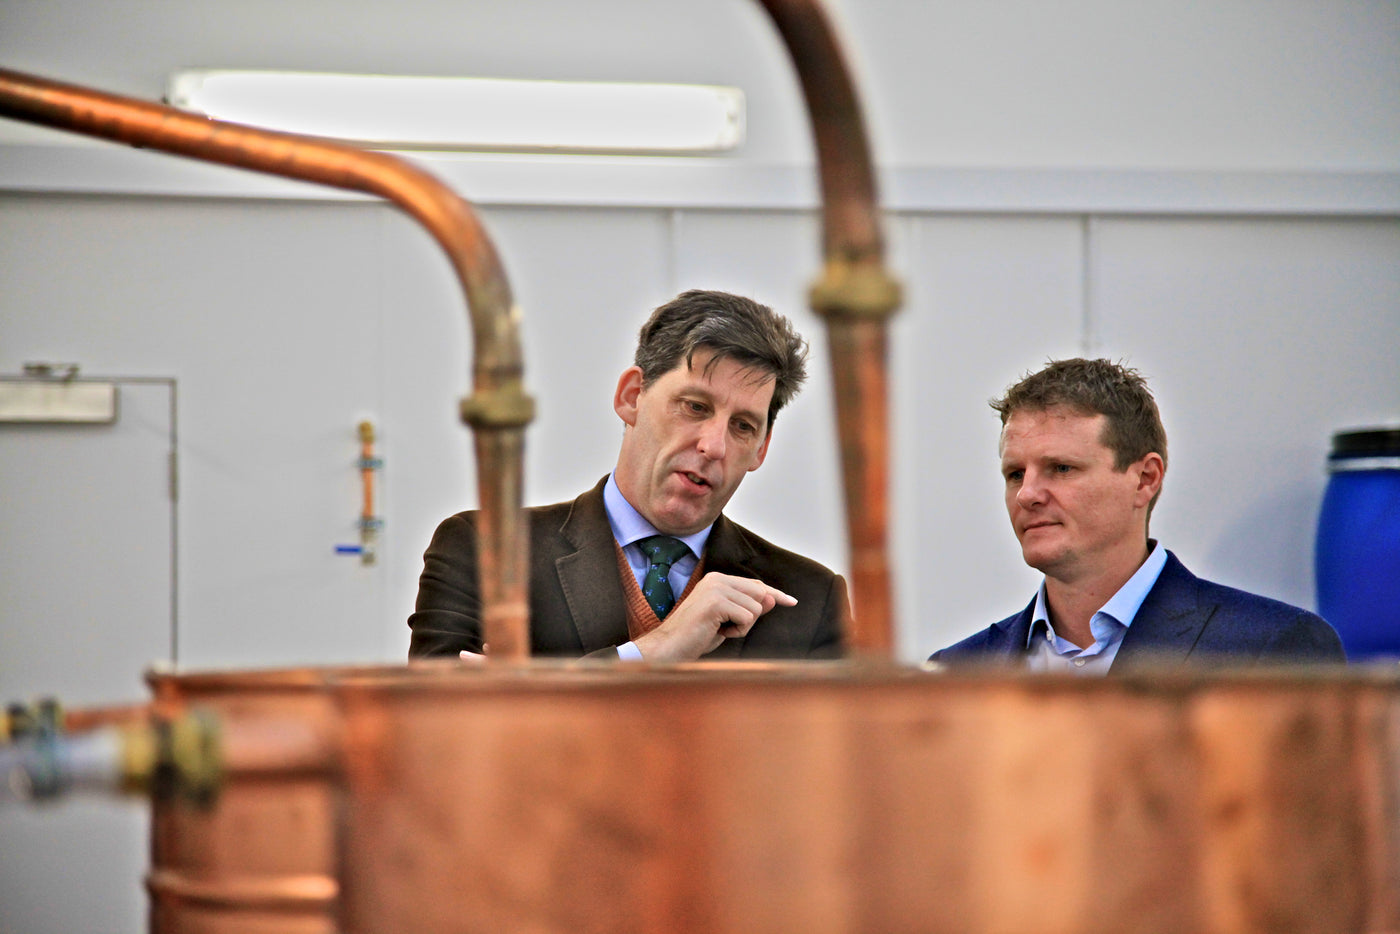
xmin=993 ymin=358 xmax=1168 ymax=510
xmin=634 ymin=290 xmax=808 ymax=430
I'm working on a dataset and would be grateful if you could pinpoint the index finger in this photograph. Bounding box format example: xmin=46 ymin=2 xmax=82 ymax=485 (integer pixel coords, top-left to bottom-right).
xmin=762 ymin=584 xmax=797 ymax=607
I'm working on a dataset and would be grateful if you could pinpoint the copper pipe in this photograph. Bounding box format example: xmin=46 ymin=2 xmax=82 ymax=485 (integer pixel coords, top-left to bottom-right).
xmin=3 ymin=699 xmax=183 ymax=741
xmin=356 ymin=420 xmax=381 ymax=566
xmin=359 ymin=421 xmax=376 ymax=527
xmin=0 ymin=703 xmax=335 ymax=804
xmin=754 ymin=0 xmax=902 ymax=654
xmin=0 ymin=67 xmax=534 ymax=660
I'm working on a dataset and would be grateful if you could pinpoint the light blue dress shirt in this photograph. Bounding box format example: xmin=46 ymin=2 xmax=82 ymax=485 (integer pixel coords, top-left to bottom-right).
xmin=603 ymin=473 xmax=713 ymax=660
xmin=1026 ymin=541 xmax=1168 ymax=675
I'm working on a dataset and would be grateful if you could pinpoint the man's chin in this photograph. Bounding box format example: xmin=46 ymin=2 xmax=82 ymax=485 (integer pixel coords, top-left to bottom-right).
xmin=652 ymin=484 xmax=737 ymax=535
xmin=1020 ymin=545 xmax=1066 ymax=575
xmin=652 ymin=505 xmax=717 ymax=537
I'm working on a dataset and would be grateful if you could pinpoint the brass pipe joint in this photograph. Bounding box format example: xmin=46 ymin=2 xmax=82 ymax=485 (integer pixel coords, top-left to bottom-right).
xmin=808 ymin=259 xmax=903 ymax=322
xmin=459 ymin=382 xmax=536 ymax=430
xmin=118 ymin=710 xmax=222 ymax=806
xmin=2 ymin=697 xmax=64 ymax=744
xmin=0 ymin=706 xmax=221 ymax=806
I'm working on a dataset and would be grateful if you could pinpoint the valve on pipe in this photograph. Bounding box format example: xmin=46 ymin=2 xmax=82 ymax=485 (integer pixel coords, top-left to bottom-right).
xmin=1 ymin=699 xmax=222 ymax=806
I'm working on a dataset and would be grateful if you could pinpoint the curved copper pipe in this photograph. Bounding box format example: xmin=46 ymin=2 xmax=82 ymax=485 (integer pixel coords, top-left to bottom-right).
xmin=755 ymin=0 xmax=902 ymax=654
xmin=755 ymin=0 xmax=883 ymax=265
xmin=0 ymin=66 xmax=534 ymax=661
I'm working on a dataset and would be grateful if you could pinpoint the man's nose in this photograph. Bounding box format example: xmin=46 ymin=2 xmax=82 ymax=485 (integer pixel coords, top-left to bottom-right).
xmin=1016 ymin=470 xmax=1046 ymax=507
xmin=696 ymin=418 xmax=727 ymax=460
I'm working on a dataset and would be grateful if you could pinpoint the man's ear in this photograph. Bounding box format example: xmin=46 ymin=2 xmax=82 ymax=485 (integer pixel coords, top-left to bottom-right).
xmin=749 ymin=426 xmax=773 ymax=472
xmin=1133 ymin=452 xmax=1165 ymax=507
xmin=613 ymin=367 xmax=644 ymax=427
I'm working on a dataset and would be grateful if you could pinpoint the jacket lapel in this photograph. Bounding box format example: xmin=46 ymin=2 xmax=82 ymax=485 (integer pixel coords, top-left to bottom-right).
xmin=1113 ymin=552 xmax=1212 ymax=670
xmin=547 ymin=491 xmax=770 ymax=658
xmin=553 ymin=479 xmax=632 ymax=654
xmin=991 ymin=600 xmax=1037 ymax=662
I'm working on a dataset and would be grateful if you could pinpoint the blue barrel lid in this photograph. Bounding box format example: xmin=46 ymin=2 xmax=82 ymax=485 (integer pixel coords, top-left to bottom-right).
xmin=1330 ymin=427 xmax=1400 ymax=458
xmin=1328 ymin=427 xmax=1400 ymax=472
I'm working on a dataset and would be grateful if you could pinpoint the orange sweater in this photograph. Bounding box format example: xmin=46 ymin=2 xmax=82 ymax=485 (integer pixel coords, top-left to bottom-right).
xmin=613 ymin=540 xmax=705 ymax=641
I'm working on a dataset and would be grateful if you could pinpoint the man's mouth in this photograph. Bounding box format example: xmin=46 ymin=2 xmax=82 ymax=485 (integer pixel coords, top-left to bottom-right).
xmin=679 ymin=470 xmax=711 ymax=489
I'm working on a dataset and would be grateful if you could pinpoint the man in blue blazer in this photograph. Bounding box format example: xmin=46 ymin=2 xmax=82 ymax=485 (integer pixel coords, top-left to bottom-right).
xmin=930 ymin=358 xmax=1343 ymax=673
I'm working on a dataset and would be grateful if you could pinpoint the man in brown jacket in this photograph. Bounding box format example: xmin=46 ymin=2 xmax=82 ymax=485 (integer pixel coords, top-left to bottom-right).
xmin=409 ymin=290 xmax=849 ymax=661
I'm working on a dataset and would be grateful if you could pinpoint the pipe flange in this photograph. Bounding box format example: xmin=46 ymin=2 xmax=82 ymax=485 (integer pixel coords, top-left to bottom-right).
xmin=460 ymin=385 xmax=536 ymax=429
xmin=120 ymin=709 xmax=222 ymax=806
xmin=166 ymin=709 xmax=221 ymax=806
xmin=808 ymin=260 xmax=903 ymax=321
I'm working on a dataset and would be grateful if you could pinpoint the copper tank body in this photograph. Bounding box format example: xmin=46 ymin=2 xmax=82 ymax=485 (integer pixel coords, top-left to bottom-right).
xmin=146 ymin=664 xmax=1400 ymax=934
xmin=145 ymin=671 xmax=345 ymax=934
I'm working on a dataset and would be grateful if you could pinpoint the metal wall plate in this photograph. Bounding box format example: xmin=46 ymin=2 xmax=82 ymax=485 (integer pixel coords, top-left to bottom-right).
xmin=0 ymin=379 xmax=118 ymax=423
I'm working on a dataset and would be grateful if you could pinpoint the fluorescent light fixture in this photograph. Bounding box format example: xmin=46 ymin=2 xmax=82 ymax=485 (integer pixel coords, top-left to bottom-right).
xmin=166 ymin=70 xmax=745 ymax=154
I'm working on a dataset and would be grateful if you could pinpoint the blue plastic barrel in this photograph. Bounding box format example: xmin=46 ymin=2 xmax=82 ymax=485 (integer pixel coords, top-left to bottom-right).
xmin=1315 ymin=427 xmax=1400 ymax=661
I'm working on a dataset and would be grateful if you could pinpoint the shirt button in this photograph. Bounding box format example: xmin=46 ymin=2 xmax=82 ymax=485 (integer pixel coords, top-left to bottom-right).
xmin=1073 ymin=658 xmax=1087 ymax=668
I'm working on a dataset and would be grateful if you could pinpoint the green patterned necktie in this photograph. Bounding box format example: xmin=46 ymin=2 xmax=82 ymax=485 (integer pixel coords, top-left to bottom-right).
xmin=636 ymin=535 xmax=691 ymax=619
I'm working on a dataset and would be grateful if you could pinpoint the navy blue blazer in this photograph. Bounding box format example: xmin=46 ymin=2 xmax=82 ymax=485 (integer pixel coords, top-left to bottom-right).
xmin=930 ymin=551 xmax=1345 ymax=670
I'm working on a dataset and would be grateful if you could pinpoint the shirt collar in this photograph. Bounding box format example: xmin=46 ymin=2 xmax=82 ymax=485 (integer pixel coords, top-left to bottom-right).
xmin=603 ymin=472 xmax=713 ymax=558
xmin=1098 ymin=539 xmax=1168 ymax=628
xmin=1027 ymin=540 xmax=1168 ymax=649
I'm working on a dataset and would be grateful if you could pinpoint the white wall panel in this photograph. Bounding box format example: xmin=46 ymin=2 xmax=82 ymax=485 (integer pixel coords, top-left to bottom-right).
xmin=0 ymin=195 xmax=389 ymax=670
xmin=895 ymin=214 xmax=1087 ymax=658
xmin=838 ymin=0 xmax=1400 ymax=172
xmin=1094 ymin=216 xmax=1400 ymax=611
xmin=0 ymin=382 xmax=172 ymax=702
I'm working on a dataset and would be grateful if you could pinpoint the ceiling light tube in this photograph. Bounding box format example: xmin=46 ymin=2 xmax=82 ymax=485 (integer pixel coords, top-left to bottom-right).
xmin=165 ymin=70 xmax=745 ymax=154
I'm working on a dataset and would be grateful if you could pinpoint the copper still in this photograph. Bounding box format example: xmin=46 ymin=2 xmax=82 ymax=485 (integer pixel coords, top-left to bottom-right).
xmin=2 ymin=1 xmax=1397 ymax=932
xmin=137 ymin=664 xmax=1396 ymax=934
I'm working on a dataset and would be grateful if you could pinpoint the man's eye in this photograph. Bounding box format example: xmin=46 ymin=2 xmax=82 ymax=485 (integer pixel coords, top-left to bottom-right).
xmin=1054 ymin=463 xmax=1073 ymax=474
xmin=1005 ymin=470 xmax=1023 ymax=483
xmin=733 ymin=420 xmax=757 ymax=436
xmin=683 ymin=400 xmax=707 ymax=415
